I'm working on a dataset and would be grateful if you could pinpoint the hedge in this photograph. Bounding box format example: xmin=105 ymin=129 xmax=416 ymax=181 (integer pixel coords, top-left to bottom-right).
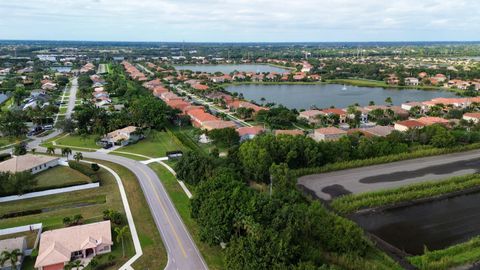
xmin=68 ymin=161 xmax=100 ymax=183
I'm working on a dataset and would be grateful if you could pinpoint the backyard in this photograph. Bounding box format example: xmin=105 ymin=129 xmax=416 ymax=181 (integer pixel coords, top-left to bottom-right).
xmin=34 ymin=165 xmax=93 ymax=189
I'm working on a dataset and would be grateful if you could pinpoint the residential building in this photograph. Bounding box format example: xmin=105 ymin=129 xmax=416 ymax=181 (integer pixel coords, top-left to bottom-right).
xmin=298 ymin=110 xmax=322 ymax=124
xmin=103 ymin=126 xmax=141 ymax=146
xmin=321 ymin=108 xmax=347 ymax=124
xmin=394 ymin=120 xmax=425 ymax=132
xmin=35 ymin=221 xmax=113 ymax=270
xmin=237 ymin=126 xmax=265 ymax=141
xmin=313 ymin=127 xmax=347 ymax=141
xmin=0 ymin=154 xmax=59 ymax=174
xmin=416 ymin=116 xmax=450 ymax=126
xmin=463 ymin=112 xmax=480 ymax=123
xmin=405 ymin=77 xmax=419 ymax=86
xmin=201 ymin=120 xmax=237 ymax=131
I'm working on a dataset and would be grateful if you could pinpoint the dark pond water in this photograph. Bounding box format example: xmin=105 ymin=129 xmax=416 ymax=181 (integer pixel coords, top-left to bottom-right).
xmin=352 ymin=192 xmax=480 ymax=255
xmin=174 ymin=64 xmax=288 ymax=74
xmin=226 ymin=84 xmax=456 ymax=109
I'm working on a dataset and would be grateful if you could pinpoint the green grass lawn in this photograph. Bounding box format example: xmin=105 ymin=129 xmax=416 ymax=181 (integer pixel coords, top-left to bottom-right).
xmin=55 ymin=134 xmax=101 ymax=149
xmin=34 ymin=166 xmax=92 ymax=189
xmin=1 ymin=97 xmax=13 ymax=112
xmin=114 ymin=130 xmax=188 ymax=158
xmin=0 ymin=136 xmax=22 ymax=148
xmin=59 ymin=106 xmax=67 ymax=114
xmin=0 ymin=165 xmax=122 ymax=230
xmin=149 ymin=163 xmax=224 ymax=270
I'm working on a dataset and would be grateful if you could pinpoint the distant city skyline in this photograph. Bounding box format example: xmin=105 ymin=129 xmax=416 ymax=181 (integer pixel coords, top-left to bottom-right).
xmin=1 ymin=0 xmax=479 ymax=42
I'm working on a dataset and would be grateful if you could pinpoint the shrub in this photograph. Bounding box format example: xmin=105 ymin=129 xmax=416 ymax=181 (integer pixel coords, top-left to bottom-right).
xmin=68 ymin=160 xmax=99 ymax=182
xmin=91 ymin=163 xmax=100 ymax=171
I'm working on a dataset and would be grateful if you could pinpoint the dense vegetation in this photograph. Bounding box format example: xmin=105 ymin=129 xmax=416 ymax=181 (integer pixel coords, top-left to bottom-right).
xmin=174 ymin=142 xmax=401 ymax=269
xmin=237 ymin=124 xmax=480 ymax=183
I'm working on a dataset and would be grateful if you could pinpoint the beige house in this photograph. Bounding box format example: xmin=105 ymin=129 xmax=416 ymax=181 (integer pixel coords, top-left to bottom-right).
xmin=103 ymin=126 xmax=141 ymax=146
xmin=463 ymin=112 xmax=480 ymax=123
xmin=0 ymin=154 xmax=59 ymax=175
xmin=298 ymin=110 xmax=322 ymax=124
xmin=313 ymin=127 xmax=347 ymax=141
xmin=394 ymin=120 xmax=425 ymax=132
xmin=35 ymin=221 xmax=113 ymax=270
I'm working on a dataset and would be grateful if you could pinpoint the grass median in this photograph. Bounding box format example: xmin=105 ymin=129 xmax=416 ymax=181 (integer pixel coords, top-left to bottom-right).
xmin=331 ymin=174 xmax=480 ymax=214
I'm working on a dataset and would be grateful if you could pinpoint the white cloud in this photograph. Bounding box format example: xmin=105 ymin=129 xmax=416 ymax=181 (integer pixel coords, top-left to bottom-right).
xmin=0 ymin=0 xmax=479 ymax=41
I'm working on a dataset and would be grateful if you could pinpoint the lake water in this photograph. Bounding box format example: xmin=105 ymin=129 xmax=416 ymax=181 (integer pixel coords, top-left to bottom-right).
xmin=174 ymin=64 xmax=288 ymax=74
xmin=51 ymin=66 xmax=72 ymax=73
xmin=353 ymin=192 xmax=480 ymax=255
xmin=226 ymin=84 xmax=456 ymax=109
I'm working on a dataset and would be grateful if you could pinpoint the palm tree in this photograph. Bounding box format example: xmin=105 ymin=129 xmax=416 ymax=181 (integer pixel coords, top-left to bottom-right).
xmin=62 ymin=147 xmax=72 ymax=160
xmin=0 ymin=249 xmax=21 ymax=268
xmin=72 ymin=214 xmax=83 ymax=225
xmin=73 ymin=152 xmax=83 ymax=162
xmin=260 ymin=97 xmax=266 ymax=105
xmin=65 ymin=260 xmax=84 ymax=270
xmin=115 ymin=225 xmax=130 ymax=258
xmin=46 ymin=146 xmax=55 ymax=155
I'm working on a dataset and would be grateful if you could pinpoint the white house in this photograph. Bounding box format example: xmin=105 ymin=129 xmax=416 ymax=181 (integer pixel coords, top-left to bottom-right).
xmin=0 ymin=154 xmax=59 ymax=174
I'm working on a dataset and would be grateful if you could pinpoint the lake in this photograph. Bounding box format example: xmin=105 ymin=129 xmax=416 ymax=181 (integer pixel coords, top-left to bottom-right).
xmin=353 ymin=192 xmax=480 ymax=255
xmin=51 ymin=66 xmax=72 ymax=73
xmin=225 ymin=84 xmax=456 ymax=109
xmin=174 ymin=64 xmax=289 ymax=74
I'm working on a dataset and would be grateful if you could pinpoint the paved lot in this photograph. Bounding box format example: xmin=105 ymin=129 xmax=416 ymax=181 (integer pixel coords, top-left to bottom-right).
xmin=298 ymin=149 xmax=480 ymax=200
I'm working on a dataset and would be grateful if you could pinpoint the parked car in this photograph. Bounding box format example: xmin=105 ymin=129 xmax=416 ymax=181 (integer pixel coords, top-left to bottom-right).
xmin=102 ymin=142 xmax=113 ymax=149
xmin=43 ymin=124 xmax=53 ymax=130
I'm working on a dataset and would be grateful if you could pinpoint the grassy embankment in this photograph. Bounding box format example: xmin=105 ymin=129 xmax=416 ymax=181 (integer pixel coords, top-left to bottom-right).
xmin=41 ymin=133 xmax=100 ymax=151
xmin=331 ymin=174 xmax=480 ymax=214
xmin=409 ymin=236 xmax=480 ymax=270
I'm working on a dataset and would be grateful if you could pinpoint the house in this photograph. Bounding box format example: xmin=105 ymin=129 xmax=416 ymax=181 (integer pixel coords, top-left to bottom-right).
xmin=394 ymin=120 xmax=425 ymax=132
xmin=298 ymin=110 xmax=323 ymax=124
xmin=201 ymin=120 xmax=237 ymax=131
xmin=405 ymin=77 xmax=419 ymax=86
xmin=237 ymin=126 xmax=264 ymax=141
xmin=0 ymin=154 xmax=59 ymax=174
xmin=103 ymin=126 xmax=141 ymax=146
xmin=160 ymin=92 xmax=182 ymax=102
xmin=362 ymin=125 xmax=394 ymax=137
xmin=0 ymin=237 xmax=27 ymax=270
xmin=228 ymin=100 xmax=267 ymax=114
xmin=321 ymin=108 xmax=347 ymax=124
xmin=274 ymin=130 xmax=304 ymax=136
xmin=187 ymin=109 xmax=218 ymax=128
xmin=313 ymin=127 xmax=347 ymax=141
xmin=462 ymin=112 xmax=480 ymax=123
xmin=416 ymin=116 xmax=450 ymax=126
xmin=401 ymin=101 xmax=429 ymax=114
xmin=35 ymin=221 xmax=113 ymax=270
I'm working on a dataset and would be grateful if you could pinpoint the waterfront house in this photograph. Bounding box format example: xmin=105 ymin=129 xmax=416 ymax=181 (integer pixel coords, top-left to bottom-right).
xmin=237 ymin=126 xmax=265 ymax=141
xmin=405 ymin=77 xmax=419 ymax=86
xmin=298 ymin=110 xmax=323 ymax=124
xmin=35 ymin=221 xmax=113 ymax=270
xmin=416 ymin=116 xmax=450 ymax=126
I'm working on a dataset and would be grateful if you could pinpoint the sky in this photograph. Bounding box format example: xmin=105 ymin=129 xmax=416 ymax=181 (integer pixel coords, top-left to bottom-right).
xmin=0 ymin=0 xmax=479 ymax=42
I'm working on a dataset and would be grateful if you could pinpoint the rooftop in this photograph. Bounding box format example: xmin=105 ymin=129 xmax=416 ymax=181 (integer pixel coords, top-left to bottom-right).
xmin=0 ymin=154 xmax=58 ymax=173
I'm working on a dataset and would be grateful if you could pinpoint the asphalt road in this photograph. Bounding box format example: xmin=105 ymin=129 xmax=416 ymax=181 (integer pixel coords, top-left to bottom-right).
xmin=298 ymin=149 xmax=480 ymax=200
xmin=82 ymin=152 xmax=208 ymax=270
xmin=15 ymin=79 xmax=208 ymax=270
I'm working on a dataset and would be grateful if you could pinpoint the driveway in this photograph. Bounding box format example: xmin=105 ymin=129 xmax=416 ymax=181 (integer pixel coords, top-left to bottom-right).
xmin=298 ymin=149 xmax=480 ymax=200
